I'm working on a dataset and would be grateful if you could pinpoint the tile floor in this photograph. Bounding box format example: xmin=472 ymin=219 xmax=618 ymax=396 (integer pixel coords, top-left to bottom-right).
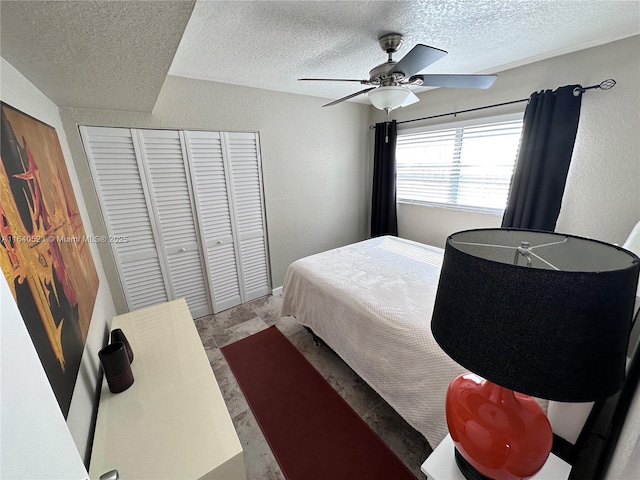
xmin=195 ymin=294 xmax=431 ymax=479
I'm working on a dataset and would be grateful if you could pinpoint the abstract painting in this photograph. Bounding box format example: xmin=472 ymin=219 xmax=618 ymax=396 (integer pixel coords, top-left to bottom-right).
xmin=0 ymin=102 xmax=99 ymax=418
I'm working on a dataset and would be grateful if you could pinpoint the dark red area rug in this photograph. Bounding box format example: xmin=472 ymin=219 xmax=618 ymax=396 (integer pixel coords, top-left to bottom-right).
xmin=221 ymin=326 xmax=416 ymax=480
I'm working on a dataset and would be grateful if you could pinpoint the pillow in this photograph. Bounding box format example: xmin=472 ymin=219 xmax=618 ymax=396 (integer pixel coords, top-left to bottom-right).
xmin=623 ymin=220 xmax=640 ymax=298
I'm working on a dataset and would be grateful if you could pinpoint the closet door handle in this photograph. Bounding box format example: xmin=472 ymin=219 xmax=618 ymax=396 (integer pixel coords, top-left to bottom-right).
xmin=216 ymin=240 xmax=223 ymax=245
xmin=179 ymin=247 xmax=186 ymax=252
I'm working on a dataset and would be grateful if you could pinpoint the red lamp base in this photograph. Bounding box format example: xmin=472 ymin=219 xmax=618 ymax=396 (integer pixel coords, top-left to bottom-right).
xmin=445 ymin=373 xmax=553 ymax=480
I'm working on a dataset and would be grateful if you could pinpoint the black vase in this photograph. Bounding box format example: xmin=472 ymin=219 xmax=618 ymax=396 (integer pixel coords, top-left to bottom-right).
xmin=99 ymin=342 xmax=134 ymax=393
xmin=110 ymin=328 xmax=134 ymax=364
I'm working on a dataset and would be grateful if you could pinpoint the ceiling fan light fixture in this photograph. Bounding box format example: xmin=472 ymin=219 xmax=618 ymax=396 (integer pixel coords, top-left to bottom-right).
xmin=368 ymin=85 xmax=414 ymax=110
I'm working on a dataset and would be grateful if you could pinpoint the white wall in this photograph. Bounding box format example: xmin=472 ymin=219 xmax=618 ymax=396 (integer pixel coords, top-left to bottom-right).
xmin=0 ymin=57 xmax=117 ymax=463
xmin=370 ymin=35 xmax=640 ymax=248
xmin=59 ymin=76 xmax=371 ymax=313
xmin=1 ymin=275 xmax=88 ymax=479
xmin=398 ymin=203 xmax=501 ymax=249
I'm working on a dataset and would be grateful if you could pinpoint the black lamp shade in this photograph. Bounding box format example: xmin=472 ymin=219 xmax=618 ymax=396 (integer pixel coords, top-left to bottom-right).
xmin=431 ymin=228 xmax=640 ymax=402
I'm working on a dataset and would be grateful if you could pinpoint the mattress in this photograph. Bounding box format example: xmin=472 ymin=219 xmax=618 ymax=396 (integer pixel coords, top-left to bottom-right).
xmin=281 ymin=235 xmax=467 ymax=448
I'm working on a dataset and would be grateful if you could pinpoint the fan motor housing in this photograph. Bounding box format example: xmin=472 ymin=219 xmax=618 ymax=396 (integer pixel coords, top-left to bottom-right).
xmin=369 ymin=62 xmax=405 ymax=85
xmin=370 ymin=33 xmax=407 ymax=85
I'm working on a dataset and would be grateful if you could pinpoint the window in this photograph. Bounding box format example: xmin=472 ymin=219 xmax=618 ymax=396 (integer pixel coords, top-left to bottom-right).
xmin=396 ymin=114 xmax=523 ymax=214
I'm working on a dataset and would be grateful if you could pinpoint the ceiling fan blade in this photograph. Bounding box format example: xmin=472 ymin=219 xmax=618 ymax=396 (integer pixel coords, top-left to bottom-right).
xmin=410 ymin=74 xmax=498 ymax=89
xmin=401 ymin=90 xmax=420 ymax=107
xmin=322 ymin=87 xmax=376 ymax=107
xmin=389 ymin=44 xmax=448 ymax=78
xmin=299 ymin=78 xmax=372 ymax=84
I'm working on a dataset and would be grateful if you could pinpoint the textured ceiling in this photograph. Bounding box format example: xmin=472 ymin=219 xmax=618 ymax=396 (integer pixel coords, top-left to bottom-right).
xmin=170 ymin=0 xmax=640 ymax=104
xmin=0 ymin=0 xmax=195 ymax=111
xmin=0 ymin=1 xmax=638 ymax=111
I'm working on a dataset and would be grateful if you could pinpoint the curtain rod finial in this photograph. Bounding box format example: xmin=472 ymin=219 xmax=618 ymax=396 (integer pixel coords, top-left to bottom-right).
xmin=600 ymin=79 xmax=616 ymax=90
xmin=574 ymin=79 xmax=617 ymax=96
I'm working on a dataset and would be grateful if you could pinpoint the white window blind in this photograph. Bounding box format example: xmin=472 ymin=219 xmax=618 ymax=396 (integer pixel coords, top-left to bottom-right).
xmin=396 ymin=116 xmax=524 ymax=214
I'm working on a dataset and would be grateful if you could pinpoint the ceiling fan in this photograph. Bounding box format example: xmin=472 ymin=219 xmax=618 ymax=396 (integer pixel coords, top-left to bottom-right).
xmin=299 ymin=33 xmax=497 ymax=111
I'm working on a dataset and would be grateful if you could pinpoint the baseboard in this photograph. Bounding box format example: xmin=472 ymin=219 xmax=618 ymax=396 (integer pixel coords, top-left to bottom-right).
xmin=272 ymin=286 xmax=283 ymax=296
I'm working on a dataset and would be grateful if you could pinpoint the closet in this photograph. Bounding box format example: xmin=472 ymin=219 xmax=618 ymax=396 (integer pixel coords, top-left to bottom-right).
xmin=80 ymin=126 xmax=270 ymax=318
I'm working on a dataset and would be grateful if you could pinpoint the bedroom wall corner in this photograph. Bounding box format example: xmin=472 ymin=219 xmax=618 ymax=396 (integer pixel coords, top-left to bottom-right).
xmin=0 ymin=57 xmax=117 ymax=464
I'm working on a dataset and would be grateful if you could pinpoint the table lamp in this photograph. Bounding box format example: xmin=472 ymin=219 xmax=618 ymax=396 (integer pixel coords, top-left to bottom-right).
xmin=431 ymin=228 xmax=640 ymax=480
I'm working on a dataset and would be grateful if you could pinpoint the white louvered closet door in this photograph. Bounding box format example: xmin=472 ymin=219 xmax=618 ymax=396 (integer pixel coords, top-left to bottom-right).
xmin=136 ymin=130 xmax=212 ymax=318
xmin=224 ymin=132 xmax=270 ymax=302
xmin=184 ymin=131 xmax=243 ymax=312
xmin=80 ymin=126 xmax=170 ymax=310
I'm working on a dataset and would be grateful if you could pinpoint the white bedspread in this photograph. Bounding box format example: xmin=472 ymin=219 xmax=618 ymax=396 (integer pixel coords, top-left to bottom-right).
xmin=281 ymin=235 xmax=467 ymax=448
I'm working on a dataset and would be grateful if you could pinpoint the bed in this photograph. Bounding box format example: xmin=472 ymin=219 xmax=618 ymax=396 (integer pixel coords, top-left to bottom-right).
xmin=281 ymin=235 xmax=469 ymax=448
xmin=281 ymin=228 xmax=640 ymax=474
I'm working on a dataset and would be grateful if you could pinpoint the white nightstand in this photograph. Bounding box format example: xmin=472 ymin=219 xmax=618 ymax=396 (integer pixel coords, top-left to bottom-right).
xmin=421 ymin=435 xmax=571 ymax=480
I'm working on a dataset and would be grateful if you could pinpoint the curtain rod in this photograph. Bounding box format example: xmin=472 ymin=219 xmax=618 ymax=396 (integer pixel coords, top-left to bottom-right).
xmin=368 ymin=79 xmax=616 ymax=129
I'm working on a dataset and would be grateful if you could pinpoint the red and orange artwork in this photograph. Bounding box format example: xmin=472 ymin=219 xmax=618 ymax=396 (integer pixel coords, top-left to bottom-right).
xmin=1 ymin=102 xmax=99 ymax=418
